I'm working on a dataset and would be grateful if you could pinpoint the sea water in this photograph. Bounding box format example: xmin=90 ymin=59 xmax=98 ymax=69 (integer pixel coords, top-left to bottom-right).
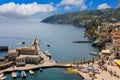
xmin=0 ymin=19 xmax=98 ymax=80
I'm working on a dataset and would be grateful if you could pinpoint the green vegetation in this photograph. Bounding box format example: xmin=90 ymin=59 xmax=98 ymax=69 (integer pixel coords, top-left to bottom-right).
xmin=41 ymin=8 xmax=120 ymax=27
xmin=41 ymin=8 xmax=120 ymax=38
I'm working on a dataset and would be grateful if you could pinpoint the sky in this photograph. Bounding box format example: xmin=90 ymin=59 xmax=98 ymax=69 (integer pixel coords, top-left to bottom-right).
xmin=0 ymin=0 xmax=118 ymax=19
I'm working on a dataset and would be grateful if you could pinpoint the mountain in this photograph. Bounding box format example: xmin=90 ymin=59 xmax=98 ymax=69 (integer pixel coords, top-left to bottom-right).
xmin=41 ymin=8 xmax=120 ymax=27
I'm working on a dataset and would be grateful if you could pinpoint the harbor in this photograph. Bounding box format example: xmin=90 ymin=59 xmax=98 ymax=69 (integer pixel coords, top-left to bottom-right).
xmin=1 ymin=22 xmax=120 ymax=80
xmin=0 ymin=20 xmax=98 ymax=80
xmin=0 ymin=37 xmax=74 ymax=80
xmin=0 ymin=37 xmax=100 ymax=80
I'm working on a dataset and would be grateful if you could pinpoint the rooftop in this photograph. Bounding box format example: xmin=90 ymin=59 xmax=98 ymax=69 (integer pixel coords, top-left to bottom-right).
xmin=8 ymin=50 xmax=17 ymax=53
xmin=17 ymin=55 xmax=40 ymax=59
xmin=16 ymin=46 xmax=35 ymax=50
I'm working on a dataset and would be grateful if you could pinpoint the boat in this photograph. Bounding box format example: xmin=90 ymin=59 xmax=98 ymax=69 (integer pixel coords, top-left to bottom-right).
xmin=16 ymin=71 xmax=21 ymax=77
xmin=21 ymin=71 xmax=26 ymax=78
xmin=0 ymin=73 xmax=6 ymax=80
xmin=43 ymin=51 xmax=51 ymax=57
xmin=39 ymin=68 xmax=43 ymax=72
xmin=22 ymin=42 xmax=25 ymax=44
xmin=0 ymin=76 xmax=6 ymax=80
xmin=29 ymin=70 xmax=34 ymax=75
xmin=89 ymin=52 xmax=98 ymax=56
xmin=45 ymin=43 xmax=50 ymax=47
xmin=11 ymin=72 xmax=17 ymax=79
xmin=0 ymin=73 xmax=4 ymax=78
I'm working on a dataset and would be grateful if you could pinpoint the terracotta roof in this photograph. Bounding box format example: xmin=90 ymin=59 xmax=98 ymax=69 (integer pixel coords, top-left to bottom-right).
xmin=8 ymin=50 xmax=17 ymax=53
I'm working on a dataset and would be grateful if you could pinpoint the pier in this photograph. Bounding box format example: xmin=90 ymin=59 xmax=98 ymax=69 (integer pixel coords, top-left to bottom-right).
xmin=0 ymin=63 xmax=72 ymax=73
xmin=0 ymin=46 xmax=8 ymax=51
xmin=73 ymin=40 xmax=92 ymax=43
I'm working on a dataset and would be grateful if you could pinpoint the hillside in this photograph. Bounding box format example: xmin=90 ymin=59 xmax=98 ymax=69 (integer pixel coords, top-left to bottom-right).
xmin=41 ymin=8 xmax=120 ymax=27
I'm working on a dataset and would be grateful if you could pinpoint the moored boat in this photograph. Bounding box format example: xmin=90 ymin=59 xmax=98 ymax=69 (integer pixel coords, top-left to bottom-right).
xmin=16 ymin=71 xmax=21 ymax=77
xmin=89 ymin=52 xmax=98 ymax=56
xmin=21 ymin=71 xmax=26 ymax=78
xmin=11 ymin=72 xmax=17 ymax=79
xmin=43 ymin=51 xmax=51 ymax=57
xmin=0 ymin=73 xmax=6 ymax=80
xmin=0 ymin=76 xmax=6 ymax=80
xmin=0 ymin=73 xmax=4 ymax=78
xmin=29 ymin=70 xmax=34 ymax=75
xmin=39 ymin=68 xmax=43 ymax=72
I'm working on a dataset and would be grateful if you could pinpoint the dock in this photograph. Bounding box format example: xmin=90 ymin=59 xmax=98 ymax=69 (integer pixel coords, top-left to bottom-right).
xmin=0 ymin=63 xmax=72 ymax=73
xmin=0 ymin=46 xmax=8 ymax=51
xmin=73 ymin=41 xmax=92 ymax=43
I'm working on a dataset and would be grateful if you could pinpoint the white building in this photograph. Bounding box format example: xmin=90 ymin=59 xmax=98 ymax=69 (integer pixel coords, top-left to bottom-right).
xmin=119 ymin=0 xmax=120 ymax=8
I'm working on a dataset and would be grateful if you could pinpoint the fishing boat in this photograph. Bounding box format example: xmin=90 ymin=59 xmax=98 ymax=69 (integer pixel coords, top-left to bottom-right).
xmin=89 ymin=52 xmax=98 ymax=56
xmin=16 ymin=71 xmax=21 ymax=77
xmin=0 ymin=73 xmax=6 ymax=80
xmin=21 ymin=71 xmax=26 ymax=78
xmin=29 ymin=70 xmax=34 ymax=75
xmin=11 ymin=72 xmax=17 ymax=79
xmin=39 ymin=68 xmax=43 ymax=72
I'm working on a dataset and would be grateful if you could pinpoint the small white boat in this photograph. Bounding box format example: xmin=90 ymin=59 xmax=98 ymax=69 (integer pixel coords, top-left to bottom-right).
xmin=43 ymin=51 xmax=51 ymax=57
xmin=89 ymin=52 xmax=98 ymax=56
xmin=21 ymin=71 xmax=26 ymax=78
xmin=29 ymin=70 xmax=34 ymax=75
xmin=0 ymin=73 xmax=6 ymax=80
xmin=11 ymin=72 xmax=17 ymax=79
xmin=0 ymin=76 xmax=6 ymax=80
xmin=0 ymin=73 xmax=4 ymax=78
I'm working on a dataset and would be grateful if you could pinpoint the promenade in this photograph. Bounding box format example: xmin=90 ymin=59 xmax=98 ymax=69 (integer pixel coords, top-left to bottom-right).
xmin=71 ymin=59 xmax=120 ymax=80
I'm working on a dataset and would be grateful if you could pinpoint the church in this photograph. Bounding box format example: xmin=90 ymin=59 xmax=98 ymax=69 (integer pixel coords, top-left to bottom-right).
xmin=8 ymin=38 xmax=43 ymax=66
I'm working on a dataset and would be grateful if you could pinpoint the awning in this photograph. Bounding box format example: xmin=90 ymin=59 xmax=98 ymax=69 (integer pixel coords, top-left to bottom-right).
xmin=116 ymin=61 xmax=120 ymax=66
xmin=102 ymin=49 xmax=110 ymax=54
xmin=93 ymin=39 xmax=99 ymax=44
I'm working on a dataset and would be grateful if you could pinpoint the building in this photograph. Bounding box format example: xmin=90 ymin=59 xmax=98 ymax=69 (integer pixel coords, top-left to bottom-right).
xmin=119 ymin=0 xmax=120 ymax=8
xmin=110 ymin=29 xmax=120 ymax=59
xmin=8 ymin=50 xmax=18 ymax=61
xmin=8 ymin=38 xmax=42 ymax=66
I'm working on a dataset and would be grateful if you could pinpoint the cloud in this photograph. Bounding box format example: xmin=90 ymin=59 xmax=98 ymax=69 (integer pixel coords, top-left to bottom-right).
xmin=98 ymin=3 xmax=111 ymax=9
xmin=89 ymin=1 xmax=93 ymax=6
xmin=64 ymin=6 xmax=71 ymax=10
xmin=0 ymin=2 xmax=55 ymax=18
xmin=58 ymin=0 xmax=87 ymax=10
